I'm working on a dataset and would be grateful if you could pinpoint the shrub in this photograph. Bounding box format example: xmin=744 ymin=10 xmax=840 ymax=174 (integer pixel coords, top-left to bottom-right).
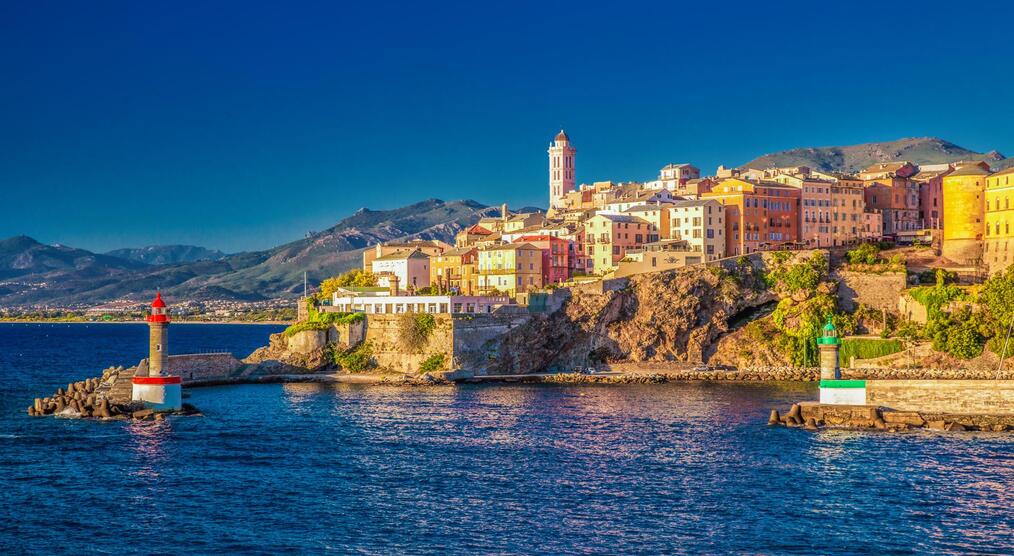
xmin=399 ymin=312 xmax=436 ymax=353
xmin=282 ymin=320 xmax=330 ymax=337
xmin=926 ymin=307 xmax=985 ymax=359
xmin=419 ymin=353 xmax=446 ymax=373
xmin=840 ymin=338 xmax=903 ymax=364
xmin=847 ymin=243 xmax=880 ymax=265
xmin=770 ymin=293 xmax=838 ymax=367
xmin=766 ymin=252 xmax=827 ymax=294
xmin=317 ymin=270 xmax=379 ymax=300
xmin=335 ymin=342 xmax=374 ymax=372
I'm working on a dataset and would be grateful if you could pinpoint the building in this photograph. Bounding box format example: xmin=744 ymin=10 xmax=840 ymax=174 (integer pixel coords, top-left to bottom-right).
xmin=984 ymin=167 xmax=1014 ymax=274
xmin=645 ymin=163 xmax=701 ymax=190
xmin=862 ymin=210 xmax=884 ymax=240
xmin=363 ymin=239 xmax=449 ymax=271
xmin=859 ymin=161 xmax=917 ymax=181
xmin=613 ymin=239 xmax=706 ymax=277
xmin=623 ymin=204 xmax=670 ymax=242
xmin=862 ymin=176 xmax=921 ymax=235
xmin=702 ymin=179 xmax=800 ymax=255
xmin=913 ymin=166 xmax=952 ymax=231
xmin=330 ymin=291 xmax=509 ymax=315
xmin=775 ymin=175 xmax=865 ymax=247
xmin=430 ymin=247 xmax=478 ymax=295
xmin=667 ymin=199 xmax=726 ymax=260
xmin=548 ymin=129 xmax=576 ymax=210
xmin=503 ymin=212 xmax=546 ymax=233
xmin=515 ymin=235 xmax=571 ymax=284
xmin=603 ymin=189 xmax=676 ymax=213
xmin=477 ymin=243 xmax=544 ymax=295
xmin=455 ymin=224 xmax=495 ymax=247
xmin=582 ymin=213 xmax=652 ymax=274
xmin=941 ymin=164 xmax=990 ymax=265
xmin=370 ymin=249 xmax=431 ymax=292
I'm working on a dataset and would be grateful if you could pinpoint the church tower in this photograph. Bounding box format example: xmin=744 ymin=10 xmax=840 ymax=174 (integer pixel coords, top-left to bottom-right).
xmin=548 ymin=129 xmax=576 ymax=210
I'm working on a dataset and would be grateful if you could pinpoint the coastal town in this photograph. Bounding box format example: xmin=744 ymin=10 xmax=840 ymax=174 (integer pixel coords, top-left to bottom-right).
xmin=332 ymin=129 xmax=1012 ymax=311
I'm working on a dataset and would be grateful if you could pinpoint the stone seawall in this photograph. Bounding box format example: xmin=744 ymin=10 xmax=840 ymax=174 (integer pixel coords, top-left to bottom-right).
xmin=134 ymin=353 xmax=245 ymax=384
xmin=867 ymin=380 xmax=1014 ymax=414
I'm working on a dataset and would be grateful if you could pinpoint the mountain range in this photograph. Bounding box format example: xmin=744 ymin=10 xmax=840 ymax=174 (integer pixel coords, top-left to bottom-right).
xmin=104 ymin=245 xmax=227 ymax=265
xmin=0 ymin=199 xmax=497 ymax=307
xmin=740 ymin=137 xmax=1008 ymax=174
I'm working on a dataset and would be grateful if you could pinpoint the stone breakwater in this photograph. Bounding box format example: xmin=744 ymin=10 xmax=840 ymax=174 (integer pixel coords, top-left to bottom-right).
xmin=26 ymin=365 xmax=200 ymax=421
xmin=769 ymin=402 xmax=1014 ymax=433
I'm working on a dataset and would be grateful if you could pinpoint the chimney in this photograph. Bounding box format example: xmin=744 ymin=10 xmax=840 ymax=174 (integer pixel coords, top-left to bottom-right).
xmin=501 ymin=203 xmax=508 ymax=222
xmin=389 ymin=275 xmax=400 ymax=296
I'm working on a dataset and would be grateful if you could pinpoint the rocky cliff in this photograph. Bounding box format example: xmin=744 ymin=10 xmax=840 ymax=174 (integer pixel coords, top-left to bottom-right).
xmin=485 ymin=263 xmax=774 ymax=373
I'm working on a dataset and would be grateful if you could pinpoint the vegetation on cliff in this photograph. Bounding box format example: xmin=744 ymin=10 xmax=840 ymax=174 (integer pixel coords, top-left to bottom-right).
xmin=399 ymin=313 xmax=436 ymax=353
xmin=332 ymin=341 xmax=375 ymax=372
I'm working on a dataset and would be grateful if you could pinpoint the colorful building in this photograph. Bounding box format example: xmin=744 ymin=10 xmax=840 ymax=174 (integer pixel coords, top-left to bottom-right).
xmin=667 ymin=199 xmax=726 ymax=260
xmin=862 ymin=176 xmax=921 ymax=235
xmin=363 ymin=239 xmax=449 ymax=272
xmin=477 ymin=243 xmax=544 ymax=295
xmin=859 ymin=161 xmax=917 ymax=181
xmin=702 ymin=179 xmax=800 ymax=255
xmin=941 ymin=164 xmax=989 ymax=265
xmin=515 ymin=235 xmax=572 ymax=284
xmin=430 ymin=247 xmax=478 ymax=295
xmin=913 ymin=166 xmax=952 ymax=231
xmin=623 ymin=204 xmax=670 ymax=242
xmin=582 ymin=213 xmax=652 ymax=274
xmin=984 ymin=167 xmax=1014 ymax=274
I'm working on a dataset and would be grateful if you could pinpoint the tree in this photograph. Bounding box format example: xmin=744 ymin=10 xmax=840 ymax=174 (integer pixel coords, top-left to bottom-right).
xmin=318 ymin=270 xmax=379 ymax=299
xmin=979 ymin=267 xmax=1014 ymax=353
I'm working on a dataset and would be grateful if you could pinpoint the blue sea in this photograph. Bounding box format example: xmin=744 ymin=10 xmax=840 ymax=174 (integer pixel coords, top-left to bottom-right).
xmin=1 ymin=323 xmax=1013 ymax=554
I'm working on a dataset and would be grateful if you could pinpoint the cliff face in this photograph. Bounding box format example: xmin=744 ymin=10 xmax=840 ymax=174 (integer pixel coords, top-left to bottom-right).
xmin=486 ymin=264 xmax=773 ymax=373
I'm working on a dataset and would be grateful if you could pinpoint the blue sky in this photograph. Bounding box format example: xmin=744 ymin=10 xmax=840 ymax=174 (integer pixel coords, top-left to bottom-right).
xmin=2 ymin=1 xmax=1012 ymax=253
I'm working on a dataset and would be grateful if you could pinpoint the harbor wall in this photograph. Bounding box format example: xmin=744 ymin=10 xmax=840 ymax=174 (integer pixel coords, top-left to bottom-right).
xmin=866 ymin=379 xmax=1014 ymax=414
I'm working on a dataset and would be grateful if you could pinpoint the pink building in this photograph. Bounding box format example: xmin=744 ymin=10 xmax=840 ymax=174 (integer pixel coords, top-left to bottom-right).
xmin=515 ymin=235 xmax=572 ymax=284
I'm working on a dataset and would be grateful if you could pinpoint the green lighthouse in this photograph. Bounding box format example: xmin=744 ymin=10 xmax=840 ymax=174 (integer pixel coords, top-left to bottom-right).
xmin=817 ymin=317 xmax=840 ymax=380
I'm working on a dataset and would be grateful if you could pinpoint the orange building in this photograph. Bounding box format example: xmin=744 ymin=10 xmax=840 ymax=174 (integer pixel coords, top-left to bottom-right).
xmin=582 ymin=213 xmax=651 ymax=274
xmin=941 ymin=164 xmax=989 ymax=264
xmin=702 ymin=179 xmax=801 ymax=255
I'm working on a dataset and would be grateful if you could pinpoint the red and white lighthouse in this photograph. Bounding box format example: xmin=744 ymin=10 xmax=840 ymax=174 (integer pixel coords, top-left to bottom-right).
xmin=132 ymin=292 xmax=182 ymax=411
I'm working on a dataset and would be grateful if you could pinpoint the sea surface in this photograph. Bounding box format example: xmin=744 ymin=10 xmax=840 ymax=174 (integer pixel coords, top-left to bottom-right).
xmin=1 ymin=323 xmax=1013 ymax=555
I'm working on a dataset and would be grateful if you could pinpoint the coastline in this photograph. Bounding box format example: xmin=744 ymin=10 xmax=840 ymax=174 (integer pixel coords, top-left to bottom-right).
xmin=0 ymin=320 xmax=289 ymax=326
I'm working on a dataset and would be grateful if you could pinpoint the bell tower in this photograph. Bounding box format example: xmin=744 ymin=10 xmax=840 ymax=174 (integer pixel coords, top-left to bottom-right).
xmin=548 ymin=129 xmax=576 ymax=210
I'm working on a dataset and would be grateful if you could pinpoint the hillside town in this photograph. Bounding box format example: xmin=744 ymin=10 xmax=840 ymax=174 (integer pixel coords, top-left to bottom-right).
xmin=340 ymin=130 xmax=1013 ymax=314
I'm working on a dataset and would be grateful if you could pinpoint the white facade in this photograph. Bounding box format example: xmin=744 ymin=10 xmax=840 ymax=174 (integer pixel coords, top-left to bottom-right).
xmin=330 ymin=294 xmax=510 ymax=314
xmin=371 ymin=251 xmax=430 ymax=290
xmin=668 ymin=200 xmax=726 ymax=260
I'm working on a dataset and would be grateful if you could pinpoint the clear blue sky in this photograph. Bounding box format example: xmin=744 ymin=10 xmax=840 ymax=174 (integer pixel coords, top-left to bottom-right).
xmin=2 ymin=1 xmax=1012 ymax=253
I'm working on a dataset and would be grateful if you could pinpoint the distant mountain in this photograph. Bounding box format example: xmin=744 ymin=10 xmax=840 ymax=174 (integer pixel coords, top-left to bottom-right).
xmin=105 ymin=245 xmax=227 ymax=265
xmin=741 ymin=137 xmax=1007 ymax=174
xmin=0 ymin=236 xmax=145 ymax=281
xmin=0 ymin=199 xmax=496 ymax=307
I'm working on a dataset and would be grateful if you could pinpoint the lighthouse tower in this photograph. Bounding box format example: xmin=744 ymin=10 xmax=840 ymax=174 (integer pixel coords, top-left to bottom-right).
xmin=131 ymin=292 xmax=182 ymax=411
xmin=548 ymin=129 xmax=576 ymax=210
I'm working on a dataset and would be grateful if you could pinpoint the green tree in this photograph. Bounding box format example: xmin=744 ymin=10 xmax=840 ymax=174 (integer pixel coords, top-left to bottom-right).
xmin=318 ymin=270 xmax=379 ymax=299
xmin=979 ymin=267 xmax=1014 ymax=353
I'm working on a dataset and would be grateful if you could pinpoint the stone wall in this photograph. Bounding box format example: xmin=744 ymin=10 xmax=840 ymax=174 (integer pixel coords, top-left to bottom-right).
xmin=451 ymin=309 xmax=532 ymax=373
xmin=835 ymin=270 xmax=908 ymax=312
xmin=363 ymin=313 xmax=456 ymax=374
xmin=866 ymin=379 xmax=1014 ymax=414
xmin=170 ymin=353 xmax=243 ymax=383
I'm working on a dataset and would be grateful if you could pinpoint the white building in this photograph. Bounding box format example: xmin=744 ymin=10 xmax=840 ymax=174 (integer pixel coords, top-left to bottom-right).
xmin=370 ymin=249 xmax=431 ymax=291
xmin=644 ymin=163 xmax=701 ymax=191
xmin=668 ymin=199 xmax=726 ymax=260
xmin=330 ymin=293 xmax=510 ymax=314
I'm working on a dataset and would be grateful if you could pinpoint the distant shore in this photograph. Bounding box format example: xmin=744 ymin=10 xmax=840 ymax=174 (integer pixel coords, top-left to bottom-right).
xmin=0 ymin=319 xmax=290 ymax=326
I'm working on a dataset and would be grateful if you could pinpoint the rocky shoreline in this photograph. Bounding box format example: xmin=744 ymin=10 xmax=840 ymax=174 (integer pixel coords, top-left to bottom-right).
xmin=26 ymin=366 xmax=201 ymax=421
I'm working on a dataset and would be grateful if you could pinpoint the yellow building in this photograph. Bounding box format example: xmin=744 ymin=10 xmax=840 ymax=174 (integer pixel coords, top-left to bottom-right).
xmin=476 ymin=243 xmax=543 ymax=295
xmin=430 ymin=247 xmax=478 ymax=294
xmin=941 ymin=164 xmax=989 ymax=265
xmin=984 ymin=167 xmax=1014 ymax=274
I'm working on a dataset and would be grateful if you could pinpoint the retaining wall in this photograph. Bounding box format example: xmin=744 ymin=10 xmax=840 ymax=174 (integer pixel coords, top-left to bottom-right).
xmin=836 ymin=270 xmax=908 ymax=312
